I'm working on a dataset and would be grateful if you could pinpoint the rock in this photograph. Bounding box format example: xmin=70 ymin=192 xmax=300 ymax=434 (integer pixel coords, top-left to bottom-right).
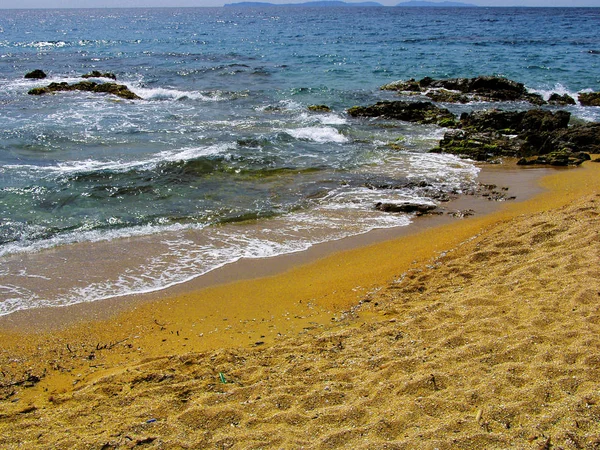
xmin=458 ymin=109 xmax=570 ymax=133
xmin=425 ymin=89 xmax=469 ymax=104
xmin=549 ymin=123 xmax=600 ymax=154
xmin=578 ymin=92 xmax=600 ymax=106
xmin=307 ymin=104 xmax=331 ymax=112
xmin=380 ymin=75 xmax=546 ymax=105
xmin=375 ymin=201 xmax=437 ymax=215
xmin=28 ymin=81 xmax=141 ymax=100
xmin=347 ymin=101 xmax=455 ymax=125
xmin=82 ymin=70 xmax=117 ymax=80
xmin=380 ymin=78 xmax=421 ymax=92
xmin=517 ymin=150 xmax=591 ymax=166
xmin=431 ymin=129 xmax=521 ymax=161
xmin=24 ymin=69 xmax=47 ymax=79
xmin=548 ymin=93 xmax=576 ymax=105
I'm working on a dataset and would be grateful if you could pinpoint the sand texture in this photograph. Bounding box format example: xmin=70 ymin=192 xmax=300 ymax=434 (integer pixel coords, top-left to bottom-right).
xmin=1 ymin=162 xmax=600 ymax=449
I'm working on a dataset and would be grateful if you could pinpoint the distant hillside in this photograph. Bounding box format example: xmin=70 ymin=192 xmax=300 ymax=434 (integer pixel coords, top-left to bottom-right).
xmin=396 ymin=1 xmax=477 ymax=6
xmin=224 ymin=1 xmax=384 ymax=6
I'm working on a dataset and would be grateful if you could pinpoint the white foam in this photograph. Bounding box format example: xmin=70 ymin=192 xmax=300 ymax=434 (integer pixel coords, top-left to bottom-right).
xmin=133 ymin=86 xmax=237 ymax=102
xmin=287 ymin=126 xmax=348 ymax=143
xmin=4 ymin=143 xmax=235 ymax=176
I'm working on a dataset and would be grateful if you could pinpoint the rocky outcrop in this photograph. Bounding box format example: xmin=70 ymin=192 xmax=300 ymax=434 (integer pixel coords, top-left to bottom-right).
xmin=517 ymin=150 xmax=591 ymax=167
xmin=382 ymin=76 xmax=545 ymax=105
xmin=82 ymin=71 xmax=117 ymax=80
xmin=431 ymin=108 xmax=597 ymax=165
xmin=307 ymin=104 xmax=331 ymax=112
xmin=24 ymin=69 xmax=47 ymax=79
xmin=28 ymin=81 xmax=141 ymax=100
xmin=548 ymin=93 xmax=575 ymax=106
xmin=347 ymin=101 xmax=456 ymax=125
xmin=375 ymin=201 xmax=438 ymax=215
xmin=578 ymin=92 xmax=600 ymax=106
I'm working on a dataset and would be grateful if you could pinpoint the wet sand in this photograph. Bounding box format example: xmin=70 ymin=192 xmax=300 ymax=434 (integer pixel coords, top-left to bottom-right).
xmin=1 ymin=160 xmax=599 ymax=449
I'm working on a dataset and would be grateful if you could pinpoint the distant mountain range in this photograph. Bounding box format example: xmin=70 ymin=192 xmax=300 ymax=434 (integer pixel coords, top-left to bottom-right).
xmin=396 ymin=1 xmax=476 ymax=6
xmin=224 ymin=1 xmax=384 ymax=6
xmin=224 ymin=0 xmax=478 ymax=6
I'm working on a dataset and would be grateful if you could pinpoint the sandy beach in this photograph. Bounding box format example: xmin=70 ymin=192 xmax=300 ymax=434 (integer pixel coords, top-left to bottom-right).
xmin=1 ymin=159 xmax=599 ymax=449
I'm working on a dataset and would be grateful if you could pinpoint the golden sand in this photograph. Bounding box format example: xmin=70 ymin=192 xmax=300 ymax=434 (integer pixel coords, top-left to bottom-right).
xmin=1 ymin=161 xmax=599 ymax=449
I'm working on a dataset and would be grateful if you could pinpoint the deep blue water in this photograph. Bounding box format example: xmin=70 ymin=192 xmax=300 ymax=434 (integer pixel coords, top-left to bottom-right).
xmin=0 ymin=7 xmax=599 ymax=315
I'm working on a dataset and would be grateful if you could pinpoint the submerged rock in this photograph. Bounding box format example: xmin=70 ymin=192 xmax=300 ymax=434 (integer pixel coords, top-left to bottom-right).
xmin=578 ymin=92 xmax=600 ymax=106
xmin=82 ymin=70 xmax=117 ymax=80
xmin=24 ymin=69 xmax=47 ymax=79
xmin=347 ymin=101 xmax=455 ymax=125
xmin=28 ymin=81 xmax=141 ymax=100
xmin=307 ymin=104 xmax=331 ymax=112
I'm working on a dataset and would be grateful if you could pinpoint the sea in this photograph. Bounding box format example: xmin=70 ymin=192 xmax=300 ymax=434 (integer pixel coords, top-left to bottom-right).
xmin=1 ymin=6 xmax=599 ymax=316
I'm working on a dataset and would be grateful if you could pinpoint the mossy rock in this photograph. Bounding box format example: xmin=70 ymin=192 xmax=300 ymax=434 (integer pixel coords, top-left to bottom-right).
xmin=82 ymin=71 xmax=117 ymax=80
xmin=28 ymin=81 xmax=141 ymax=100
xmin=578 ymin=92 xmax=600 ymax=107
xmin=426 ymin=89 xmax=469 ymax=104
xmin=307 ymin=104 xmax=331 ymax=113
xmin=548 ymin=93 xmax=576 ymax=106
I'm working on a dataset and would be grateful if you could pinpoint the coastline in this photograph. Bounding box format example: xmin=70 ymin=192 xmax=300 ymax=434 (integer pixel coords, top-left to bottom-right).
xmin=0 ymin=160 xmax=552 ymax=333
xmin=1 ymin=159 xmax=599 ymax=448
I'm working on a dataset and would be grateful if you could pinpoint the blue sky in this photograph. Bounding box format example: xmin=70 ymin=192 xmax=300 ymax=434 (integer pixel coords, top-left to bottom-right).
xmin=1 ymin=0 xmax=599 ymax=8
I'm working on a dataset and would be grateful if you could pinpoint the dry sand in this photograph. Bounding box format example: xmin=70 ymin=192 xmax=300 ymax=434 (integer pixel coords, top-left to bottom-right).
xmin=1 ymin=160 xmax=599 ymax=449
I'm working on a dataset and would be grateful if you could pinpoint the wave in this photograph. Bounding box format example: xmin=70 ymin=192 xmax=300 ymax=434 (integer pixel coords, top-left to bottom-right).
xmin=286 ymin=126 xmax=349 ymax=143
xmin=4 ymin=143 xmax=235 ymax=177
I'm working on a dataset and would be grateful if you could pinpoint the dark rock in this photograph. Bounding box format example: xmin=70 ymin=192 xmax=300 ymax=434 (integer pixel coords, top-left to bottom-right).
xmin=347 ymin=101 xmax=455 ymax=125
xmin=28 ymin=81 xmax=141 ymax=100
xmin=579 ymin=92 xmax=600 ymax=107
xmin=425 ymin=89 xmax=469 ymax=104
xmin=517 ymin=150 xmax=591 ymax=166
xmin=431 ymin=129 xmax=521 ymax=161
xmin=381 ymin=78 xmax=421 ymax=92
xmin=380 ymin=75 xmax=547 ymax=105
xmin=307 ymin=104 xmax=331 ymax=112
xmin=375 ymin=201 xmax=437 ymax=214
xmin=24 ymin=69 xmax=47 ymax=79
xmin=458 ymin=109 xmax=570 ymax=133
xmin=548 ymin=93 xmax=576 ymax=106
xmin=82 ymin=70 xmax=117 ymax=80
xmin=549 ymin=123 xmax=600 ymax=154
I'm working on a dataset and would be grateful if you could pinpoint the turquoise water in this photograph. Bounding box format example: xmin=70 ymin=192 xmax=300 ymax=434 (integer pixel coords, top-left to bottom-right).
xmin=0 ymin=7 xmax=599 ymax=315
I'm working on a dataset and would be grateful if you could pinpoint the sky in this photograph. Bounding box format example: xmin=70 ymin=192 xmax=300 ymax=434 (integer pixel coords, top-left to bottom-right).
xmin=1 ymin=0 xmax=599 ymax=8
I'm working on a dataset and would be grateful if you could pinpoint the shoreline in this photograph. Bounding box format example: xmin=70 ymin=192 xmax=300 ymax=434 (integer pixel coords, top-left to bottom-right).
xmin=0 ymin=160 xmax=553 ymax=333
xmin=1 ymin=159 xmax=598 ymax=448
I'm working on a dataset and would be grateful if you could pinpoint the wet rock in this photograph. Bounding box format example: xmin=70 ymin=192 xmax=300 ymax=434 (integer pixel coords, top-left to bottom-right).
xmin=517 ymin=150 xmax=591 ymax=166
xmin=28 ymin=81 xmax=141 ymax=100
xmin=307 ymin=104 xmax=331 ymax=112
xmin=347 ymin=101 xmax=455 ymax=125
xmin=458 ymin=109 xmax=570 ymax=133
xmin=578 ymin=92 xmax=600 ymax=106
xmin=380 ymin=78 xmax=422 ymax=92
xmin=425 ymin=89 xmax=469 ymax=104
xmin=431 ymin=129 xmax=521 ymax=161
xmin=24 ymin=69 xmax=47 ymax=79
xmin=548 ymin=93 xmax=576 ymax=106
xmin=380 ymin=75 xmax=546 ymax=105
xmin=430 ymin=109 xmax=579 ymax=162
xmin=549 ymin=123 xmax=600 ymax=155
xmin=82 ymin=70 xmax=117 ymax=80
xmin=375 ymin=201 xmax=437 ymax=215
